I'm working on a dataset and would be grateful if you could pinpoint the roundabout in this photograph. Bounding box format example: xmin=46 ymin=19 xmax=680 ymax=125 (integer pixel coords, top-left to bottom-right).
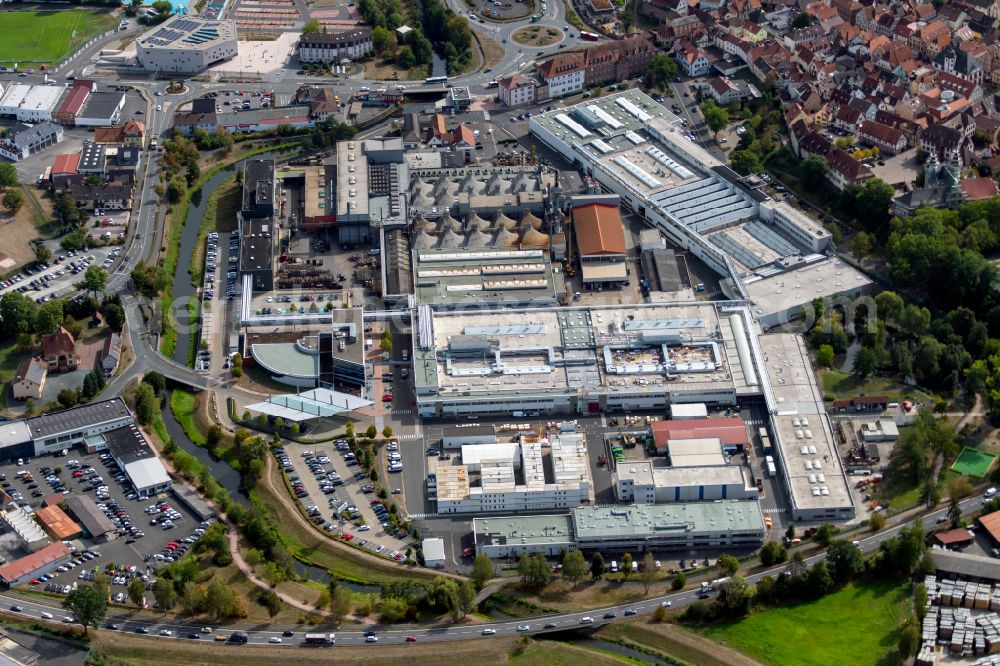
xmin=512 ymin=24 xmax=563 ymax=47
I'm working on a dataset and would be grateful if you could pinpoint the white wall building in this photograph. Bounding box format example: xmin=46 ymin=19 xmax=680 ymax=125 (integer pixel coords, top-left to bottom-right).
xmin=614 ymin=460 xmax=758 ymax=503
xmin=436 ymin=434 xmax=592 ymax=514
xmin=135 ymin=15 xmax=238 ymax=74
xmin=298 ymin=28 xmax=373 ymax=63
xmin=0 ymin=85 xmax=63 ymax=122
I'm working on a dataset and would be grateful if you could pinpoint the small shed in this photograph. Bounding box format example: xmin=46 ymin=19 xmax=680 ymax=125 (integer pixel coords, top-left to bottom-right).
xmin=422 ymin=538 xmax=446 ymax=568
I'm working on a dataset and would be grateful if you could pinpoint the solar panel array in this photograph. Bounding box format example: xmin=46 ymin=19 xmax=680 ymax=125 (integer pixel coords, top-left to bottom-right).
xmin=171 ymin=18 xmax=200 ymax=31
xmin=144 ymin=18 xmax=221 ymax=46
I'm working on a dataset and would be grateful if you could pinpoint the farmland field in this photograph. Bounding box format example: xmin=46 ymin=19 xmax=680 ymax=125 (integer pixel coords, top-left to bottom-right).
xmin=0 ymin=9 xmax=118 ymax=65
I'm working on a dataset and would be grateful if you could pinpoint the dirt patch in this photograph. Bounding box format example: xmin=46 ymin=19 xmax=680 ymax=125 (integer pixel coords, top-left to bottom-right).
xmin=363 ymin=59 xmax=429 ymax=82
xmin=93 ymin=628 xmax=522 ymax=665
xmin=477 ymin=31 xmax=506 ymax=70
xmin=597 ymin=622 xmax=763 ymax=666
xmin=0 ymin=185 xmax=51 ymax=272
xmin=512 ymin=25 xmax=562 ymax=47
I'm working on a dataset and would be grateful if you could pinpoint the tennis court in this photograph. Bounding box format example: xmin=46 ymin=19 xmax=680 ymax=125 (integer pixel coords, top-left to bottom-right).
xmin=951 ymin=447 xmax=997 ymax=479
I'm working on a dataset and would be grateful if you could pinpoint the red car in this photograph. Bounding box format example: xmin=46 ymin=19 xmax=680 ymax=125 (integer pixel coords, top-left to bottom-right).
xmin=381 ymin=394 xmax=393 ymax=402
xmin=405 ymin=635 xmax=417 ymax=642
xmin=341 ymin=533 xmax=354 ymax=541
xmin=462 ymin=547 xmax=475 ymax=557
xmin=72 ymin=471 xmax=84 ymax=478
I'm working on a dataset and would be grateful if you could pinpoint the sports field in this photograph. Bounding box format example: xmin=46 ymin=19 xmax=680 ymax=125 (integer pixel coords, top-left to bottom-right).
xmin=0 ymin=9 xmax=118 ymax=65
xmin=951 ymin=447 xmax=997 ymax=479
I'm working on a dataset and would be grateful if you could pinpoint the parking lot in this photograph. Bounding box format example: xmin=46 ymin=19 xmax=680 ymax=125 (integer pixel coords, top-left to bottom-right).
xmin=0 ymin=244 xmax=119 ymax=303
xmin=273 ymin=441 xmax=412 ymax=561
xmin=0 ymin=450 xmax=210 ymax=608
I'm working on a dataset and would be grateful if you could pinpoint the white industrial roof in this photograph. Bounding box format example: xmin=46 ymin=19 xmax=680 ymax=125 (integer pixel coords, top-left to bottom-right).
xmin=245 ymin=388 xmax=373 ymax=420
xmin=124 ymin=457 xmax=170 ymax=491
xmin=422 ymin=537 xmax=446 ymax=563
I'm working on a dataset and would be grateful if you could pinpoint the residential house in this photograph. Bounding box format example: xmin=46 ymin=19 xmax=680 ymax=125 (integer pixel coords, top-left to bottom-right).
xmin=0 ymin=122 xmax=63 ymax=162
xmin=172 ymin=111 xmax=217 ymax=137
xmin=675 ymin=40 xmax=712 ymax=77
xmin=93 ymin=120 xmax=145 ymax=146
xmin=498 ymin=74 xmax=538 ymax=107
xmin=833 ymin=105 xmax=866 ymax=133
xmin=40 ymin=327 xmax=79 ymax=373
xmin=50 ymin=153 xmax=80 ymax=189
xmin=538 ymin=53 xmax=586 ymax=99
xmin=703 ymin=76 xmax=755 ymax=104
xmin=825 ymin=147 xmax=874 ymax=191
xmin=100 ymin=332 xmax=122 ymax=377
xmin=12 ymin=357 xmax=46 ymax=401
xmin=67 ymin=173 xmax=135 ymax=211
xmin=858 ymin=120 xmax=907 ymax=154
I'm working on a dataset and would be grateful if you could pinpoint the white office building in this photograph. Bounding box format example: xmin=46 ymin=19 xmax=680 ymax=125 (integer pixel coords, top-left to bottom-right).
xmin=436 ymin=433 xmax=592 ymax=514
xmin=614 ymin=460 xmax=758 ymax=503
xmin=135 ymin=15 xmax=238 ymax=74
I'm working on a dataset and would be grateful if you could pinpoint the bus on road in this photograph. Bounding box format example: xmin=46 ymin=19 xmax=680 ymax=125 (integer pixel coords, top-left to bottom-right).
xmin=580 ymin=31 xmax=600 ymax=41
xmin=425 ymin=75 xmax=448 ymax=85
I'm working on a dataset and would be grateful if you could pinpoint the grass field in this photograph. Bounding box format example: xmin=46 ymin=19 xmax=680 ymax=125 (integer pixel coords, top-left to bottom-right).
xmin=951 ymin=446 xmax=997 ymax=479
xmin=0 ymin=9 xmax=118 ymax=64
xmin=704 ymin=579 xmax=911 ymax=666
xmin=820 ymin=370 xmax=932 ymax=403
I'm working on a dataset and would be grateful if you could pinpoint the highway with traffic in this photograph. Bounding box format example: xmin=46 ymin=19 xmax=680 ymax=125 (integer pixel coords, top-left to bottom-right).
xmin=0 ymin=495 xmax=985 ymax=645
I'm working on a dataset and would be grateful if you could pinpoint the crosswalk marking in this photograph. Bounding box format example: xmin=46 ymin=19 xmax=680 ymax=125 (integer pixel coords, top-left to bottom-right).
xmin=762 ymin=508 xmax=785 ymax=514
xmin=394 ymin=433 xmax=423 ymax=440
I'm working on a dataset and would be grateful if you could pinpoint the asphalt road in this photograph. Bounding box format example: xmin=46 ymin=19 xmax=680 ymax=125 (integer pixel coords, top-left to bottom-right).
xmin=0 ymin=495 xmax=985 ymax=647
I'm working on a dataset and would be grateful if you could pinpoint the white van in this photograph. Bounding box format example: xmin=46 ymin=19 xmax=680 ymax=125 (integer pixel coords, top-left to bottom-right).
xmin=610 ymin=560 xmax=618 ymax=573
xmin=986 ymin=487 xmax=998 ymax=499
xmin=512 ymin=411 xmax=526 ymax=418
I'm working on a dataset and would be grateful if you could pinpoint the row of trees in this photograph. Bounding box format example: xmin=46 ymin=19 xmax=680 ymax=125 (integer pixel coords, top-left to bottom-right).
xmin=685 ymin=521 xmax=929 ymax=627
xmin=374 ymin=577 xmax=478 ymax=622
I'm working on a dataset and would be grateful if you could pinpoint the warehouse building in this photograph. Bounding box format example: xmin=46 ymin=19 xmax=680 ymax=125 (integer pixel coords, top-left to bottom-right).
xmin=614 ymin=460 xmax=757 ymax=503
xmin=413 ymin=302 xmax=763 ymax=418
xmin=64 ymin=496 xmax=116 ymax=542
xmin=103 ymin=425 xmax=171 ymax=499
xmin=473 ymin=500 xmax=765 ymax=558
xmin=759 ymin=333 xmax=855 ymax=521
xmin=34 ymin=505 xmax=82 ymax=541
xmin=528 ymin=90 xmax=870 ymax=325
xmin=2 ymin=504 xmax=48 ymax=552
xmin=135 ymin=15 xmax=238 ymax=74
xmin=0 ymin=85 xmax=63 ymax=122
xmin=74 ymin=91 xmax=126 ymax=127
xmin=0 ymin=542 xmax=72 ymax=588
xmin=652 ymin=417 xmax=751 ymax=454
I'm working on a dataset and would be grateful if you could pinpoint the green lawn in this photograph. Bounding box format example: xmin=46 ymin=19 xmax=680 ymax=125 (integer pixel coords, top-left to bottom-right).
xmin=704 ymin=579 xmax=911 ymax=666
xmin=0 ymin=9 xmax=119 ymax=65
xmin=820 ymin=370 xmax=932 ymax=403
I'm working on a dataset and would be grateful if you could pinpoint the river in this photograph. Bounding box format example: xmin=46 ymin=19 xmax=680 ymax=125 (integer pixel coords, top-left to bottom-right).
xmin=162 ymin=390 xmax=376 ymax=591
xmin=168 ymin=151 xmax=282 ymax=366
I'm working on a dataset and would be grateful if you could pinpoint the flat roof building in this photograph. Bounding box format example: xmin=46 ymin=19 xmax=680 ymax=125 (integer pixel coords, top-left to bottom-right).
xmin=422 ymin=537 xmax=446 ymax=568
xmin=241 ymin=159 xmax=274 ymax=219
xmin=239 ymin=217 xmax=274 ymax=291
xmin=652 ymin=418 xmax=751 ymax=454
xmin=614 ymin=459 xmax=757 ymax=503
xmin=0 ymin=85 xmax=64 ymax=122
xmin=473 ymin=500 xmax=765 ymax=558
xmin=529 ymin=90 xmax=867 ymax=327
xmin=437 ymin=433 xmax=592 ymax=514
xmin=759 ymin=332 xmax=855 ymax=521
xmin=136 ymin=15 xmax=238 ymax=74
xmin=103 ymin=425 xmax=171 ymax=498
xmin=411 ymin=247 xmax=562 ymax=308
xmin=25 ymin=398 xmax=133 ymax=456
xmin=414 ymin=302 xmax=761 ymax=418
xmin=75 ymin=91 xmax=125 ymax=127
